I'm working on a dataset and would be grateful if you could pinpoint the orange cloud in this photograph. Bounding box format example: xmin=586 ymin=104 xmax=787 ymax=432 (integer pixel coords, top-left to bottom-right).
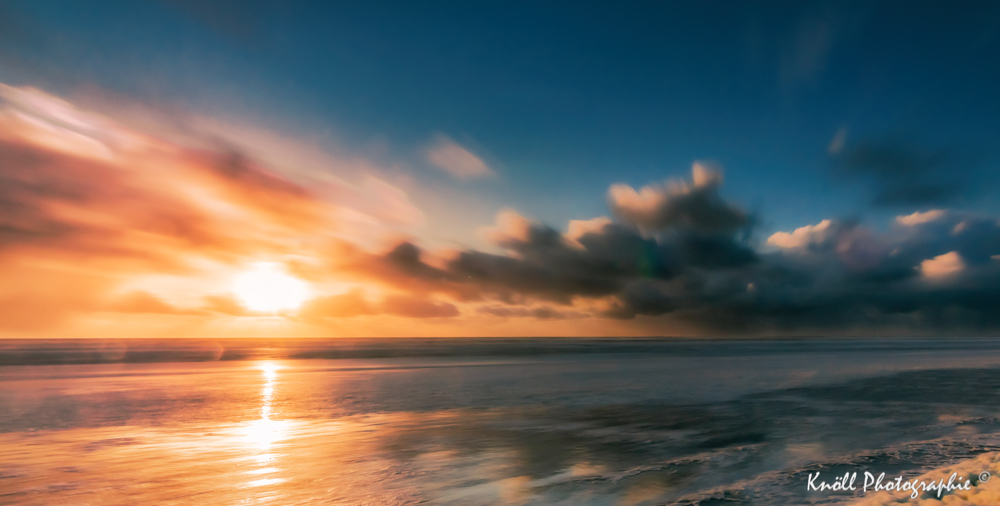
xmin=299 ymin=289 xmax=373 ymax=320
xmin=0 ymin=259 xmax=109 ymax=331
xmin=381 ymin=295 xmax=459 ymax=318
xmin=105 ymin=291 xmax=202 ymax=315
xmin=919 ymin=251 xmax=964 ymax=278
xmin=0 ymin=83 xmax=426 ymax=336
xmin=767 ymin=220 xmax=833 ymax=249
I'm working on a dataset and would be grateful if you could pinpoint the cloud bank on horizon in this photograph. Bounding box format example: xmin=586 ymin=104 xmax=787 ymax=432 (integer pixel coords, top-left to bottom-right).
xmin=1 ymin=83 xmax=998 ymax=338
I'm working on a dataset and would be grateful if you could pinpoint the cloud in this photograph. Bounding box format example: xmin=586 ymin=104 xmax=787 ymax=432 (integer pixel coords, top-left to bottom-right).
xmin=896 ymin=209 xmax=946 ymax=226
xmin=347 ymin=220 xmax=663 ymax=306
xmin=105 ymin=291 xmax=202 ymax=315
xmin=0 ymin=83 xmax=425 ymax=334
xmin=608 ymin=163 xmax=748 ymax=233
xmin=725 ymin=214 xmax=998 ymax=333
xmin=203 ymin=295 xmax=252 ymax=316
xmin=565 ymin=217 xmax=612 ymax=248
xmin=835 ymin=138 xmax=968 ymax=208
xmin=767 ymin=220 xmax=834 ymax=249
xmin=478 ymin=305 xmax=574 ymax=319
xmin=482 ymin=209 xmax=534 ymax=245
xmin=298 ymin=289 xmax=372 ymax=321
xmin=297 ymin=289 xmax=465 ymax=320
xmin=920 ymin=251 xmax=965 ymax=278
xmin=2 ymin=82 xmax=998 ymax=337
xmin=425 ymin=135 xmax=494 ymax=179
xmin=0 ymin=260 xmax=109 ymax=331
xmin=381 ymin=295 xmax=459 ymax=318
xmin=344 ymin=167 xmax=758 ymax=320
xmin=346 ymin=198 xmax=1000 ymax=334
xmin=0 ymin=83 xmax=328 ymax=265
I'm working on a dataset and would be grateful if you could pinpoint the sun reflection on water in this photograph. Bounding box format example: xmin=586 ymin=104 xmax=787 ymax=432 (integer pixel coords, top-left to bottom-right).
xmin=245 ymin=418 xmax=288 ymax=449
xmin=240 ymin=361 xmax=289 ymax=489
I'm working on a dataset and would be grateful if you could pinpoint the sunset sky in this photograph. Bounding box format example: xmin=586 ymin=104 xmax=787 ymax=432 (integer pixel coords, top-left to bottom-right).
xmin=1 ymin=1 xmax=999 ymax=338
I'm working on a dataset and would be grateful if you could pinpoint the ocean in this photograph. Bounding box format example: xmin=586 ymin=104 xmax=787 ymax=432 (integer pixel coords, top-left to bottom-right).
xmin=3 ymin=337 xmax=1000 ymax=505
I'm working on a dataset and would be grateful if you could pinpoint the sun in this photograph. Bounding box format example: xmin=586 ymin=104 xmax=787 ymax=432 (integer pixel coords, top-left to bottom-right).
xmin=234 ymin=263 xmax=309 ymax=312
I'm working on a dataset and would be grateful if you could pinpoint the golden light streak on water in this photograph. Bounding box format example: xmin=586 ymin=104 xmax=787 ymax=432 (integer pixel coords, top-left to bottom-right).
xmin=0 ymin=359 xmax=428 ymax=504
xmin=239 ymin=362 xmax=289 ymax=489
xmin=242 ymin=362 xmax=287 ymax=449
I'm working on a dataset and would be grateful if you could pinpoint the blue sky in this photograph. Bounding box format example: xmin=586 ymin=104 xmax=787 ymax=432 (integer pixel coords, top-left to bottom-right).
xmin=5 ymin=0 xmax=998 ymax=238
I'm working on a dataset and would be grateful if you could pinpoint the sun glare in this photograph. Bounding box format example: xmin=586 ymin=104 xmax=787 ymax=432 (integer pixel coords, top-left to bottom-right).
xmin=234 ymin=263 xmax=308 ymax=312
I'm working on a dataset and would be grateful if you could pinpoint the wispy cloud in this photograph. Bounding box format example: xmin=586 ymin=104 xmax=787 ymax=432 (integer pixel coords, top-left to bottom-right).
xmin=0 ymin=83 xmax=426 ymax=334
xmin=425 ymin=135 xmax=494 ymax=179
xmin=896 ymin=209 xmax=946 ymax=226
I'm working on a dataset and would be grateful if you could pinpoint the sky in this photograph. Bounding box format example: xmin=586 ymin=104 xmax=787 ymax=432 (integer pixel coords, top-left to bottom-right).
xmin=0 ymin=0 xmax=999 ymax=338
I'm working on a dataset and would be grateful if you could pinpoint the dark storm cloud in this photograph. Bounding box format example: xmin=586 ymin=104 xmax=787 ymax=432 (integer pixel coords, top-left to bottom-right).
xmin=835 ymin=139 xmax=969 ymax=207
xmin=369 ymin=235 xmax=632 ymax=305
xmin=601 ymin=221 xmax=1000 ymax=334
xmin=342 ymin=168 xmax=760 ymax=323
xmin=696 ymin=212 xmax=1000 ymax=334
xmin=607 ymin=164 xmax=750 ymax=233
xmin=355 ymin=204 xmax=756 ymax=309
xmin=671 ymin=231 xmax=757 ymax=270
xmin=351 ymin=164 xmax=1000 ymax=334
xmin=893 ymin=212 xmax=1000 ymax=266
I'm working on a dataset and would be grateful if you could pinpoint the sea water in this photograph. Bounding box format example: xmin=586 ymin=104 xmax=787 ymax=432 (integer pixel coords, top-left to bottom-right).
xmin=3 ymin=337 xmax=1000 ymax=505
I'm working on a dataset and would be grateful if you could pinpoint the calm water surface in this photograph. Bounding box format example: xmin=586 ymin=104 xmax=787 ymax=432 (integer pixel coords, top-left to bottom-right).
xmin=3 ymin=338 xmax=1000 ymax=505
